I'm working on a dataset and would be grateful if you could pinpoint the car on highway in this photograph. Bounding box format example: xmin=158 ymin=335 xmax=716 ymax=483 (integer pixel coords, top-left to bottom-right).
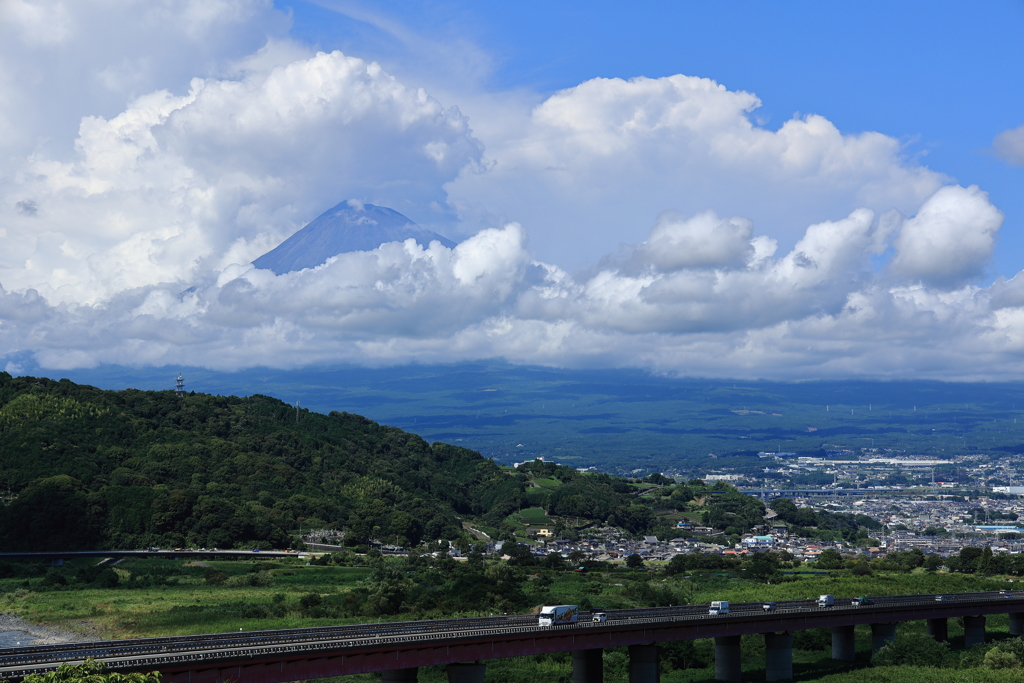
xmin=592 ymin=611 xmax=607 ymax=623
xmin=762 ymin=602 xmax=777 ymax=611
xmin=852 ymin=596 xmax=874 ymax=606
xmin=935 ymin=595 xmax=947 ymax=602
xmin=252 ymin=548 xmax=261 ymax=552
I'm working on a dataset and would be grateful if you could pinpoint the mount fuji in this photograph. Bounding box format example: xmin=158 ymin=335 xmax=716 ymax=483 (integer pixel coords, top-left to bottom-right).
xmin=252 ymin=201 xmax=457 ymax=275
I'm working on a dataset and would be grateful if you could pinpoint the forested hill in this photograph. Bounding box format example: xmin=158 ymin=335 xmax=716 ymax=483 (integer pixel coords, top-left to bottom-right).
xmin=0 ymin=373 xmax=523 ymax=551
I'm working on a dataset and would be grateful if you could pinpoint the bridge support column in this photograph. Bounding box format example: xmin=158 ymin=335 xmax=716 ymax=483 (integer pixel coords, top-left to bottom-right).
xmin=870 ymin=623 xmax=896 ymax=654
xmin=574 ymin=648 xmax=604 ymax=683
xmin=628 ymin=644 xmax=659 ymax=683
xmin=927 ymin=618 xmax=947 ymax=642
xmin=714 ymin=635 xmax=742 ymax=682
xmin=383 ymin=668 xmax=419 ymax=682
xmin=1010 ymin=613 xmax=1024 ymax=636
xmin=963 ymin=616 xmax=986 ymax=648
xmin=831 ymin=625 xmax=856 ymax=661
xmin=764 ymin=632 xmax=793 ymax=681
xmin=447 ymin=662 xmax=485 ymax=683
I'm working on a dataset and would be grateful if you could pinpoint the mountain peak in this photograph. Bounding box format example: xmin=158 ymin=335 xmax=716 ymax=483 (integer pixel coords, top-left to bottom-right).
xmin=253 ymin=201 xmax=457 ymax=275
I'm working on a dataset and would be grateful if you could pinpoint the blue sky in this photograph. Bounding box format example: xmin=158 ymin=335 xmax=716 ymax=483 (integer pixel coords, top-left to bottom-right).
xmin=2 ymin=0 xmax=1024 ymax=380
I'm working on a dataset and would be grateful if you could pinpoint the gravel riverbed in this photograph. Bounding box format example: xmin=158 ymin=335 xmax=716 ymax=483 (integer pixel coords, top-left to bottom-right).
xmin=0 ymin=614 xmax=97 ymax=646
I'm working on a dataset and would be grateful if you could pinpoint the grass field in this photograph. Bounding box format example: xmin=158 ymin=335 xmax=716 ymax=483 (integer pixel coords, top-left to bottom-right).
xmin=516 ymin=507 xmax=552 ymax=524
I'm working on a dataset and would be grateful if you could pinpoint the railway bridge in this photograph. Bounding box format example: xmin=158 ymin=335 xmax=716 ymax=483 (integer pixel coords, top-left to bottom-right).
xmin=1 ymin=591 xmax=1022 ymax=683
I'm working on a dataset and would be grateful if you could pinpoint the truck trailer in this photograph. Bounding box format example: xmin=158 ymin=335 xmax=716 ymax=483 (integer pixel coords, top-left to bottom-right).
xmin=709 ymin=601 xmax=730 ymax=615
xmin=538 ymin=605 xmax=579 ymax=627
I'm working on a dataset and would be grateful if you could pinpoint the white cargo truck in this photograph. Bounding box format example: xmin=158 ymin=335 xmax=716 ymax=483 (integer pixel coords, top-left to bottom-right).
xmin=817 ymin=594 xmax=835 ymax=607
xmin=709 ymin=601 xmax=730 ymax=615
xmin=538 ymin=605 xmax=579 ymax=627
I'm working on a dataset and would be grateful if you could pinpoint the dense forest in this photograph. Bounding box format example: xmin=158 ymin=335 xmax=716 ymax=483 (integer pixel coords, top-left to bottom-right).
xmin=0 ymin=373 xmax=525 ymax=551
xmin=0 ymin=373 xmax=888 ymax=552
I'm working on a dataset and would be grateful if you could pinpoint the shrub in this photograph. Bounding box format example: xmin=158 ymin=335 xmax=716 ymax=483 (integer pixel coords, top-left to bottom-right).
xmin=24 ymin=659 xmax=161 ymax=683
xmin=204 ymin=569 xmax=228 ymax=585
xmin=226 ymin=571 xmax=271 ymax=587
xmin=984 ymin=648 xmax=1021 ymax=670
xmin=299 ymin=593 xmax=323 ymax=609
xmin=850 ymin=561 xmax=873 ymax=576
xmin=40 ymin=571 xmax=67 ymax=588
xmin=872 ymin=634 xmax=950 ymax=668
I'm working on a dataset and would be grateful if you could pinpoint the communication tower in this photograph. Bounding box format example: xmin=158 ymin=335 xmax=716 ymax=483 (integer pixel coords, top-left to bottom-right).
xmin=175 ymin=372 xmax=185 ymax=397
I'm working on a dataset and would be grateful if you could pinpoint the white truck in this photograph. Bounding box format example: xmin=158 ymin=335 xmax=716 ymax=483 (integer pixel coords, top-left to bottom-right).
xmin=817 ymin=594 xmax=835 ymax=607
xmin=709 ymin=601 xmax=730 ymax=615
xmin=538 ymin=605 xmax=579 ymax=627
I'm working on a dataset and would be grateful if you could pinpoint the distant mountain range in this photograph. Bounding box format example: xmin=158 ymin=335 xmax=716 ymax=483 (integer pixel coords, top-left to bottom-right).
xmin=252 ymin=201 xmax=457 ymax=275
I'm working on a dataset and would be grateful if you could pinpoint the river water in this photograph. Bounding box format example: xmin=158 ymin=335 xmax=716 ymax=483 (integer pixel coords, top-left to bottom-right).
xmin=0 ymin=630 xmax=37 ymax=649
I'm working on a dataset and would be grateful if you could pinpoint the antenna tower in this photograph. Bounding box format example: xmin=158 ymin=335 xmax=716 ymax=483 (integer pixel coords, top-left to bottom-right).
xmin=295 ymin=401 xmax=300 ymax=423
xmin=175 ymin=372 xmax=185 ymax=397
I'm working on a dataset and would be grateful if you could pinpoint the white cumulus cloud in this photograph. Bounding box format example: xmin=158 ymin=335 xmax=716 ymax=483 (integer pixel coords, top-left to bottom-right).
xmin=890 ymin=185 xmax=1003 ymax=289
xmin=993 ymin=124 xmax=1024 ymax=166
xmin=1 ymin=49 xmax=482 ymax=304
xmin=448 ymin=74 xmax=947 ymax=267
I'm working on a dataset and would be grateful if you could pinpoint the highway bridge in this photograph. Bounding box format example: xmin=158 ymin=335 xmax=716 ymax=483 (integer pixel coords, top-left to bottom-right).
xmin=1 ymin=591 xmax=1022 ymax=683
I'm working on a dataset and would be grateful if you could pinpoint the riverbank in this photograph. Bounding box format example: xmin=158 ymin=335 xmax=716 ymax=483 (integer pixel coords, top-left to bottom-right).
xmin=0 ymin=614 xmax=96 ymax=645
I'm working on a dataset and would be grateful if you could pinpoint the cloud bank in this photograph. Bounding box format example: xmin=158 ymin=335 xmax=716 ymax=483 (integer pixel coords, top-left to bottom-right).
xmin=1 ymin=0 xmax=1022 ymax=380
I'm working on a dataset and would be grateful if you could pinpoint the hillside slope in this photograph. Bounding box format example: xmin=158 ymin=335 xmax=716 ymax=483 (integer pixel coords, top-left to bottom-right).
xmin=0 ymin=373 xmax=521 ymax=551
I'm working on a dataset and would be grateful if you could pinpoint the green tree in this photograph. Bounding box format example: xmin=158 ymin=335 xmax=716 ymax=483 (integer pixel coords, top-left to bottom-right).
xmin=24 ymin=660 xmax=161 ymax=683
xmin=872 ymin=634 xmax=950 ymax=667
xmin=747 ymin=552 xmax=782 ymax=583
xmin=626 ymin=553 xmax=645 ymax=569
xmin=958 ymin=547 xmax=983 ymax=573
xmin=815 ymin=548 xmax=844 ymax=569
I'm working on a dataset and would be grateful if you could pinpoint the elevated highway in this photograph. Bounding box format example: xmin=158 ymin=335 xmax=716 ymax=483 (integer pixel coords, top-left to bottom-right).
xmin=1 ymin=591 xmax=1021 ymax=683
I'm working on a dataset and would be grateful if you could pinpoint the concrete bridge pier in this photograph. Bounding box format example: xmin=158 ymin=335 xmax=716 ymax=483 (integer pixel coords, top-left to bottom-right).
xmin=714 ymin=635 xmax=742 ymax=682
xmin=383 ymin=668 xmax=418 ymax=682
xmin=628 ymin=644 xmax=659 ymax=683
xmin=764 ymin=632 xmax=793 ymax=681
xmin=870 ymin=623 xmax=897 ymax=654
xmin=446 ymin=662 xmax=485 ymax=683
xmin=927 ymin=618 xmax=948 ymax=642
xmin=1009 ymin=612 xmax=1024 ymax=636
xmin=963 ymin=616 xmax=986 ymax=648
xmin=831 ymin=625 xmax=856 ymax=661
xmin=573 ymin=648 xmax=604 ymax=683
